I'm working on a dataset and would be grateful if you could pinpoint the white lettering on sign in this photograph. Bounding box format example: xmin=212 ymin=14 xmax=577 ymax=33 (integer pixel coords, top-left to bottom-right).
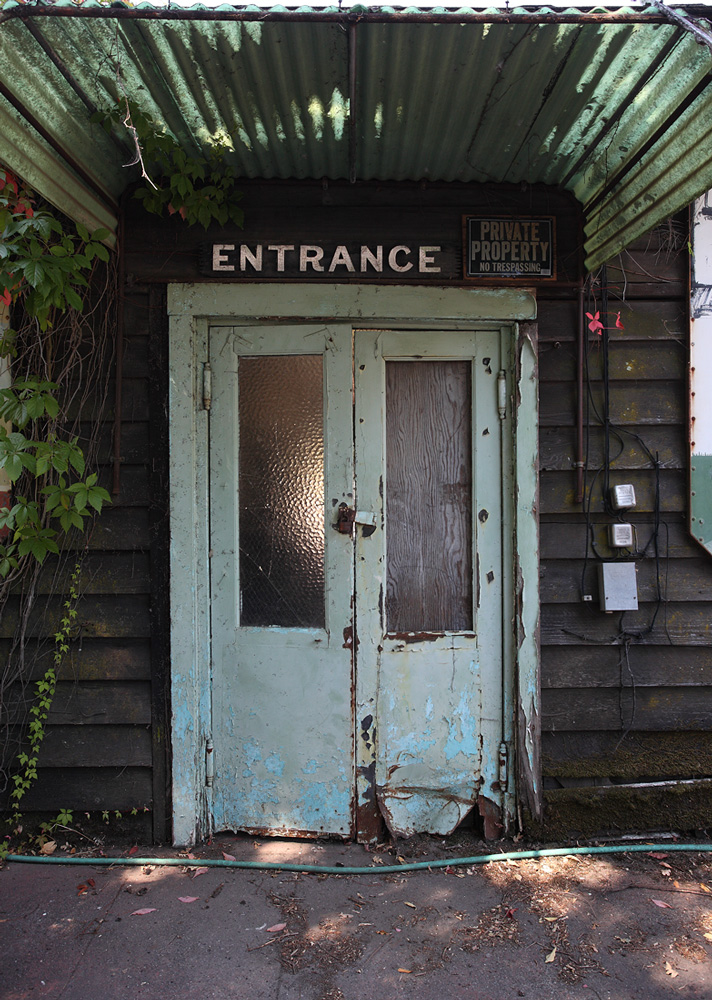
xmin=240 ymin=245 xmax=262 ymax=271
xmin=419 ymin=246 xmax=441 ymax=273
xmin=300 ymin=246 xmax=324 ymax=271
xmin=388 ymin=246 xmax=413 ymax=272
xmin=211 ymin=244 xmax=443 ymax=276
xmin=267 ymin=245 xmax=294 ymax=271
xmin=361 ymin=245 xmax=383 ymax=271
xmin=329 ymin=246 xmax=356 ymax=272
xmin=213 ymin=244 xmax=235 ymax=271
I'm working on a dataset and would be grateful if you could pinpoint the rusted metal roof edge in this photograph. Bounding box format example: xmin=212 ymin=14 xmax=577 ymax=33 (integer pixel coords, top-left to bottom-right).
xmin=0 ymin=98 xmax=118 ymax=240
xmin=0 ymin=2 xmax=693 ymax=27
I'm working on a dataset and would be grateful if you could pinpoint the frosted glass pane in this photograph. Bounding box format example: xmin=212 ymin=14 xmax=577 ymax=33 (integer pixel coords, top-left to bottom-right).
xmin=386 ymin=361 xmax=473 ymax=632
xmin=239 ymin=356 xmax=324 ymax=628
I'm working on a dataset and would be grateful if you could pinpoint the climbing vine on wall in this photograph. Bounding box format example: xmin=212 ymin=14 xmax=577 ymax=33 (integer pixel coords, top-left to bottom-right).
xmin=0 ymin=168 xmax=115 ymax=837
xmin=96 ymin=101 xmax=244 ymax=229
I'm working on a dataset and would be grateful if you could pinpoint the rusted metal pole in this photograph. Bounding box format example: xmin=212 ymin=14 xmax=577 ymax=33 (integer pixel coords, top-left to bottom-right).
xmin=349 ymin=22 xmax=357 ymax=185
xmin=112 ymin=207 xmax=125 ymax=497
xmin=0 ymin=5 xmax=678 ymax=26
xmin=575 ymin=282 xmax=586 ymax=505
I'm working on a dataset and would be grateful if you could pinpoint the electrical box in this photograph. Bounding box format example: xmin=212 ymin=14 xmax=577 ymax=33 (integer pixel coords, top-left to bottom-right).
xmin=598 ymin=562 xmax=638 ymax=612
xmin=608 ymin=523 xmax=634 ymax=548
xmin=610 ymin=484 xmax=636 ymax=510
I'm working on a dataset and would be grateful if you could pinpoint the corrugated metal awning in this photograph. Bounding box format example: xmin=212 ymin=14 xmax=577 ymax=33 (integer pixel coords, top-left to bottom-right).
xmin=1 ymin=3 xmax=712 ymax=269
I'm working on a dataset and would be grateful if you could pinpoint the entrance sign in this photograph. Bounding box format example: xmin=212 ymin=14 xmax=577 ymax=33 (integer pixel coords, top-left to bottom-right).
xmin=465 ymin=217 xmax=555 ymax=279
xmin=207 ymin=243 xmax=442 ymax=277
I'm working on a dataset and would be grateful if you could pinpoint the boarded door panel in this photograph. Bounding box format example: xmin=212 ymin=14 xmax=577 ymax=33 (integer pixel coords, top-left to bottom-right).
xmin=354 ymin=329 xmax=505 ymax=837
xmin=209 ymin=325 xmax=355 ymax=837
xmin=385 ymin=360 xmax=473 ymax=632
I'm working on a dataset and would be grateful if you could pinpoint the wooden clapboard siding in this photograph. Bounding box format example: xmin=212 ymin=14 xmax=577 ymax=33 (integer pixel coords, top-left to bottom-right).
xmin=7 ymin=280 xmax=168 ymax=838
xmin=11 ymin=185 xmax=709 ymax=842
xmin=537 ymin=217 xmax=712 ymax=835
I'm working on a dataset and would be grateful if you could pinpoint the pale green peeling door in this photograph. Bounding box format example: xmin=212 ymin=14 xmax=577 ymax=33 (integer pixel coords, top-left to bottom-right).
xmin=209 ymin=324 xmax=506 ymax=839
xmin=354 ymin=330 xmax=505 ymax=837
xmin=209 ymin=325 xmax=355 ymax=836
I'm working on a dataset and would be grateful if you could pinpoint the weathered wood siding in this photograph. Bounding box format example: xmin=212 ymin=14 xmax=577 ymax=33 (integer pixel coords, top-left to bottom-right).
xmin=2 ymin=285 xmax=170 ymax=842
xmin=537 ymin=219 xmax=712 ymax=835
xmin=6 ymin=184 xmax=710 ymax=843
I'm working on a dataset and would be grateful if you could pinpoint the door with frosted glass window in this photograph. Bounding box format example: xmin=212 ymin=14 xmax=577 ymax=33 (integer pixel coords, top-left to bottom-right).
xmin=209 ymin=324 xmax=505 ymax=838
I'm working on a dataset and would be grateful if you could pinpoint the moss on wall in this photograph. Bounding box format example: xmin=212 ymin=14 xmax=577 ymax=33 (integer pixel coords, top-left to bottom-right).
xmin=525 ymin=780 xmax=712 ymax=840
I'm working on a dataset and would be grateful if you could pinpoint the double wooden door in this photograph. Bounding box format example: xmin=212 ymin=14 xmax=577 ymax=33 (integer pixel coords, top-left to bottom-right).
xmin=208 ymin=323 xmax=506 ymax=838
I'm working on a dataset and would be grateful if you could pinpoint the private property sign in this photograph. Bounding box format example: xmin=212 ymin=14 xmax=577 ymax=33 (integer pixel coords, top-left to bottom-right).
xmin=465 ymin=217 xmax=555 ymax=279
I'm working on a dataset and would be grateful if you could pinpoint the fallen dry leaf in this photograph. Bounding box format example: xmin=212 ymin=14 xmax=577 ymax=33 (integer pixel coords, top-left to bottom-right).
xmin=651 ymin=899 xmax=672 ymax=908
xmin=703 ymin=932 xmax=712 ymax=942
xmin=40 ymin=841 xmax=56 ymax=856
xmin=222 ymin=852 xmax=236 ymax=861
xmin=192 ymin=867 xmax=209 ymax=877
xmin=649 ymin=852 xmax=668 ymax=860
xmin=398 ymin=968 xmax=412 ymax=974
xmin=131 ymin=908 xmax=157 ymax=916
xmin=545 ymin=946 xmax=557 ymax=963
xmin=267 ymin=922 xmax=286 ymax=933
xmin=128 ymin=845 xmax=138 ymax=856
xmin=700 ymin=883 xmax=712 ymax=894
xmin=404 ymin=902 xmax=416 ymax=909
xmin=178 ymin=896 xmax=199 ymax=903
xmin=664 ymin=961 xmax=678 ymax=978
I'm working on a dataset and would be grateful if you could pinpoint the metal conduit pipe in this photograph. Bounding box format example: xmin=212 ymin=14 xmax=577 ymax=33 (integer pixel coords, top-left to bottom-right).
xmin=575 ymin=281 xmax=585 ymax=504
xmin=5 ymin=842 xmax=712 ymax=875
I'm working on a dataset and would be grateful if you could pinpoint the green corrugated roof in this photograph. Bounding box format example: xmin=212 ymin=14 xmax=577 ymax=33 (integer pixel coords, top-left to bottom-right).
xmin=1 ymin=4 xmax=712 ymax=268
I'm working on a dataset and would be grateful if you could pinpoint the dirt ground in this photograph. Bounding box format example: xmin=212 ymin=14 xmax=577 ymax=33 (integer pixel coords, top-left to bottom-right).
xmin=2 ymin=830 xmax=712 ymax=999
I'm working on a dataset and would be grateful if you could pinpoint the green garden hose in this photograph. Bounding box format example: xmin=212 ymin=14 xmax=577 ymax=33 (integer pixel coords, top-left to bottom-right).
xmin=5 ymin=842 xmax=712 ymax=875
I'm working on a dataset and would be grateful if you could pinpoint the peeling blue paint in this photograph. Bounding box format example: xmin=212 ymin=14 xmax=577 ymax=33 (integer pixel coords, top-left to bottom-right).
xmin=264 ymin=752 xmax=285 ymax=776
xmin=294 ymin=778 xmax=350 ymax=825
xmin=443 ymin=690 xmax=481 ymax=762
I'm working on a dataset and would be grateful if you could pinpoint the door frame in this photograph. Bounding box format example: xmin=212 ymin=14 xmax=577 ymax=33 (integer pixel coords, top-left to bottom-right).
xmin=167 ymin=283 xmax=540 ymax=846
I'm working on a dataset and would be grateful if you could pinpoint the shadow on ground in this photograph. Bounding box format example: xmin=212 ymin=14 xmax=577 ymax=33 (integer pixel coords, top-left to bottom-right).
xmin=2 ymin=831 xmax=712 ymax=999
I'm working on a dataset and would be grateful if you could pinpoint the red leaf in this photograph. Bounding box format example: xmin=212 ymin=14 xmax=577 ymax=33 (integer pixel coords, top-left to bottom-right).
xmin=128 ymin=845 xmax=138 ymax=856
xmin=192 ymin=866 xmax=209 ymax=877
xmin=222 ymin=852 xmax=236 ymax=861
xmin=178 ymin=896 xmax=199 ymax=904
xmin=131 ymin=908 xmax=157 ymax=916
xmin=87 ymin=878 xmax=95 ymax=888
xmin=651 ymin=899 xmax=672 ymax=908
xmin=615 ymin=311 xmax=625 ymax=330
xmin=267 ymin=922 xmax=286 ymax=933
xmin=649 ymin=852 xmax=668 ymax=860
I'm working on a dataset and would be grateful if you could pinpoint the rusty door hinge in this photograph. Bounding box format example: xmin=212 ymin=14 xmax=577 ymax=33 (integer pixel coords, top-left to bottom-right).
xmin=498 ymin=741 xmax=509 ymax=791
xmin=497 ymin=370 xmax=507 ymax=420
xmin=202 ymin=362 xmax=213 ymax=411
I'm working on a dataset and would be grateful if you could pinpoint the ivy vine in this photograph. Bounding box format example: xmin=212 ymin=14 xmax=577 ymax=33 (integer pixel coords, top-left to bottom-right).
xmin=0 ymin=168 xmax=114 ymax=851
xmin=96 ymin=101 xmax=244 ymax=229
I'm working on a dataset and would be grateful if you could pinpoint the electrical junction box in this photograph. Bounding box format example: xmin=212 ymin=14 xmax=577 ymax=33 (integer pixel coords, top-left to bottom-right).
xmin=598 ymin=562 xmax=638 ymax=612
xmin=610 ymin=484 xmax=636 ymax=510
xmin=608 ymin=523 xmax=634 ymax=548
